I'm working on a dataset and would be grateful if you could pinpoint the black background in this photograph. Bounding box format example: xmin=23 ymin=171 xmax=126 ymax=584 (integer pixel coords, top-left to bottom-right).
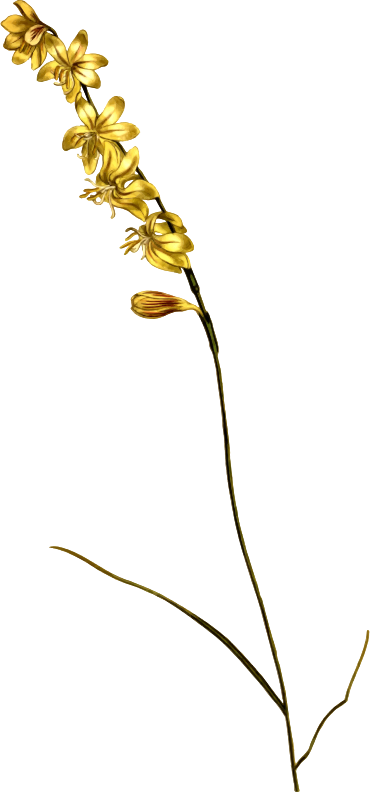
xmin=2 ymin=4 xmax=369 ymax=791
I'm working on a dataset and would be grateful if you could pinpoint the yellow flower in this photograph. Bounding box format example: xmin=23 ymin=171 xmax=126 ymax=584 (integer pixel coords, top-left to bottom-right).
xmin=2 ymin=1 xmax=50 ymax=69
xmin=80 ymin=145 xmax=158 ymax=221
xmin=62 ymin=95 xmax=139 ymax=176
xmin=120 ymin=211 xmax=194 ymax=273
xmin=131 ymin=291 xmax=201 ymax=319
xmin=37 ymin=29 xmax=108 ymax=104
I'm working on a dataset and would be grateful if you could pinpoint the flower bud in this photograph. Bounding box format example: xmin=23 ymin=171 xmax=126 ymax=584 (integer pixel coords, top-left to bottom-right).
xmin=131 ymin=291 xmax=202 ymax=319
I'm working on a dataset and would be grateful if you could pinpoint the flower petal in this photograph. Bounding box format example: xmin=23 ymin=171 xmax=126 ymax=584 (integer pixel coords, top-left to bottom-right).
xmin=96 ymin=136 xmax=123 ymax=168
xmin=3 ymin=31 xmax=23 ymax=49
xmin=76 ymin=96 xmax=96 ymax=129
xmin=111 ymin=146 xmax=139 ymax=180
xmin=146 ymin=242 xmax=182 ymax=273
xmin=31 ymin=39 xmax=46 ymax=69
xmin=119 ymin=179 xmax=159 ymax=200
xmin=148 ymin=211 xmax=187 ymax=234
xmin=62 ymin=125 xmax=88 ymax=150
xmin=37 ymin=58 xmax=57 ymax=80
xmin=24 ymin=23 xmax=46 ymax=44
xmin=112 ymin=197 xmax=149 ymax=221
xmin=68 ymin=29 xmax=88 ymax=64
xmin=76 ymin=53 xmax=108 ymax=69
xmin=12 ymin=42 xmax=32 ymax=63
xmin=13 ymin=2 xmax=39 ymax=22
xmin=1 ymin=14 xmax=29 ymax=33
xmin=45 ymin=33 xmax=69 ymax=65
xmin=154 ymin=232 xmax=194 ymax=253
xmin=99 ymin=122 xmax=140 ymax=142
xmin=82 ymin=137 xmax=100 ymax=175
xmin=64 ymin=76 xmax=81 ymax=103
xmin=72 ymin=66 xmax=101 ymax=88
xmin=98 ymin=141 xmax=123 ymax=181
xmin=96 ymin=96 xmax=125 ymax=128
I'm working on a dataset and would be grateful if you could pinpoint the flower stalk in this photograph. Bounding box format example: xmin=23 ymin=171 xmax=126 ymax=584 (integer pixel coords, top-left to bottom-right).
xmin=2 ymin=5 xmax=368 ymax=791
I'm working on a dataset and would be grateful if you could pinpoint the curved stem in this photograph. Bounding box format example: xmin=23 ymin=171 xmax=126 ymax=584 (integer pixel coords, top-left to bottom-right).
xmin=295 ymin=630 xmax=369 ymax=770
xmin=50 ymin=546 xmax=285 ymax=712
xmin=80 ymin=84 xmax=299 ymax=790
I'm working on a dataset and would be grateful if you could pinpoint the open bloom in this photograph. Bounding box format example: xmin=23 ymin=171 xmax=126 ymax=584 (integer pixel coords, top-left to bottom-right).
xmin=121 ymin=211 xmax=194 ymax=273
xmin=37 ymin=29 xmax=108 ymax=103
xmin=80 ymin=145 xmax=158 ymax=221
xmin=2 ymin=2 xmax=50 ymax=69
xmin=131 ymin=291 xmax=201 ymax=319
xmin=63 ymin=95 xmax=139 ymax=175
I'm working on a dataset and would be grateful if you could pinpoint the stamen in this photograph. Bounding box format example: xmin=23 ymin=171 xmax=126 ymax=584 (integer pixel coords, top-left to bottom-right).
xmin=64 ymin=71 xmax=74 ymax=94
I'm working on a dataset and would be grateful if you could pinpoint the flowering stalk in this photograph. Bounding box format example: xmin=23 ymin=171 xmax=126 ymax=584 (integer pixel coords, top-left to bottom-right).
xmin=2 ymin=4 xmax=368 ymax=791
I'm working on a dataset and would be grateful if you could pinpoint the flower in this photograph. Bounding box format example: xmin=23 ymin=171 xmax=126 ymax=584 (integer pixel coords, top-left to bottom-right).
xmin=131 ymin=291 xmax=201 ymax=319
xmin=62 ymin=95 xmax=139 ymax=175
xmin=80 ymin=145 xmax=158 ymax=221
xmin=120 ymin=211 xmax=194 ymax=273
xmin=37 ymin=29 xmax=108 ymax=103
xmin=2 ymin=2 xmax=50 ymax=69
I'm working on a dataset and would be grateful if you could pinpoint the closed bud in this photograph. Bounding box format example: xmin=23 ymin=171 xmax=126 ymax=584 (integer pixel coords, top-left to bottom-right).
xmin=131 ymin=291 xmax=202 ymax=319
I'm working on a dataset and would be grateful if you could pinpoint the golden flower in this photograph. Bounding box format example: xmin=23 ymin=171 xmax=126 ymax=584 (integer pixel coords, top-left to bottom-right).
xmin=120 ymin=211 xmax=194 ymax=274
xmin=131 ymin=291 xmax=201 ymax=319
xmin=37 ymin=29 xmax=108 ymax=104
xmin=80 ymin=145 xmax=158 ymax=221
xmin=62 ymin=95 xmax=139 ymax=176
xmin=2 ymin=1 xmax=51 ymax=69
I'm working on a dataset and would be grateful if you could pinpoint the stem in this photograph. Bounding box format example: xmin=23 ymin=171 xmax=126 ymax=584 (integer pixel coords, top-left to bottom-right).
xmin=80 ymin=82 xmax=299 ymax=790
xmin=296 ymin=631 xmax=370 ymax=768
xmin=197 ymin=312 xmax=299 ymax=792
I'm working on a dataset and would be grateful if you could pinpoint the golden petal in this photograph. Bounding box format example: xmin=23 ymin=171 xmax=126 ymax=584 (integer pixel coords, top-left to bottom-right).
xmin=112 ymin=196 xmax=149 ymax=221
xmin=37 ymin=58 xmax=57 ymax=80
xmin=96 ymin=96 xmax=125 ymax=128
xmin=96 ymin=135 xmax=123 ymax=170
xmin=72 ymin=66 xmax=101 ymax=88
xmin=24 ymin=23 xmax=45 ymax=44
xmin=44 ymin=33 xmax=68 ymax=65
xmin=62 ymin=124 xmax=88 ymax=150
xmin=99 ymin=122 xmax=140 ymax=142
xmin=120 ymin=179 xmax=159 ymax=200
xmin=146 ymin=242 xmax=182 ymax=273
xmin=65 ymin=76 xmax=81 ymax=104
xmin=68 ymin=29 xmax=88 ymax=64
xmin=13 ymin=2 xmax=39 ymax=22
xmin=76 ymin=96 xmax=96 ymax=129
xmin=30 ymin=41 xmax=44 ymax=69
xmin=12 ymin=43 xmax=32 ymax=63
xmin=98 ymin=141 xmax=123 ymax=181
xmin=76 ymin=53 xmax=108 ymax=69
xmin=154 ymin=232 xmax=194 ymax=253
xmin=1 ymin=14 xmax=29 ymax=33
xmin=3 ymin=31 xmax=23 ymax=49
xmin=111 ymin=146 xmax=139 ymax=180
xmin=82 ymin=137 xmax=100 ymax=175
xmin=146 ymin=212 xmax=162 ymax=235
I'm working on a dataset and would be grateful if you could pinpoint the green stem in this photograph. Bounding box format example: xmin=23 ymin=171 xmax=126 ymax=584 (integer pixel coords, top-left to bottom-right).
xmin=81 ymin=82 xmax=299 ymax=791
xmin=295 ymin=630 xmax=369 ymax=770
